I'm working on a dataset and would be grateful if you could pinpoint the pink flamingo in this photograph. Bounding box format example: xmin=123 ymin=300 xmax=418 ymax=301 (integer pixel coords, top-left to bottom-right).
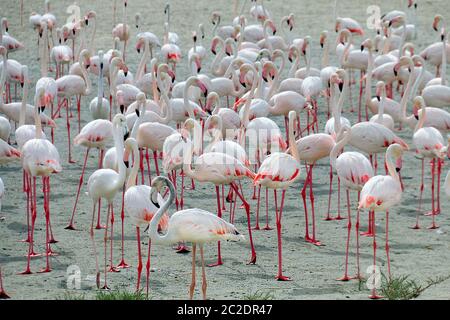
xmin=183 ymin=119 xmax=257 ymax=266
xmin=359 ymin=143 xmax=407 ymax=299
xmin=20 ymin=87 xmax=62 ymax=275
xmin=112 ymin=0 xmax=130 ymax=62
xmin=148 ymin=176 xmax=244 ymax=300
xmin=411 ymin=96 xmax=448 ymax=229
xmin=86 ymin=114 xmax=128 ymax=289
xmin=331 ymin=125 xmax=373 ymax=281
xmin=56 ymin=49 xmax=92 ymax=163
xmin=124 ymin=137 xmax=169 ymax=296
xmin=254 ymin=111 xmax=301 ymax=280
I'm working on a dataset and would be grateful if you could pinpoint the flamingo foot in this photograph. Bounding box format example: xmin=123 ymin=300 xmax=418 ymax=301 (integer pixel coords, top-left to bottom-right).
xmin=333 ymin=215 xmax=345 ymax=221
xmin=116 ymin=260 xmax=130 ymax=269
xmin=262 ymin=225 xmax=273 ymax=231
xmin=45 ymin=250 xmax=58 ymax=257
xmin=247 ymin=255 xmax=257 ymax=265
xmin=410 ymin=224 xmax=421 ymax=230
xmin=424 ymin=210 xmax=437 ymax=216
xmin=252 ymin=225 xmax=261 ymax=230
xmin=428 ymin=224 xmax=439 ymax=230
xmin=64 ymin=224 xmax=77 ymax=230
xmin=19 ymin=237 xmax=31 ymax=243
xmin=323 ymin=216 xmax=334 ymax=221
xmin=96 ymin=273 xmax=101 ymax=289
xmin=369 ymin=294 xmax=383 ymax=299
xmin=18 ymin=269 xmax=33 ymax=275
xmin=208 ymin=259 xmax=223 ymax=268
xmin=29 ymin=251 xmax=41 ymax=258
xmin=174 ymin=244 xmax=190 ymax=254
xmin=48 ymin=238 xmax=58 ymax=244
xmin=225 ymin=195 xmax=234 ymax=203
xmin=0 ymin=290 xmax=10 ymax=299
xmin=38 ymin=267 xmax=52 ymax=273
xmin=101 ymin=284 xmax=111 ymax=290
xmin=68 ymin=159 xmax=76 ymax=164
xmin=276 ymin=275 xmax=292 ymax=281
xmin=305 ymin=236 xmax=322 ymax=246
xmin=360 ymin=231 xmax=374 ymax=237
xmin=95 ymin=224 xmax=106 ymax=230
xmin=336 ymin=275 xmax=352 ymax=281
xmin=108 ymin=266 xmax=120 ymax=273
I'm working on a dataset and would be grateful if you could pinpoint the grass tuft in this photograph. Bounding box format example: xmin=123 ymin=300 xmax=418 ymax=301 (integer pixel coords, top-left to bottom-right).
xmin=243 ymin=289 xmax=276 ymax=300
xmin=95 ymin=290 xmax=150 ymax=300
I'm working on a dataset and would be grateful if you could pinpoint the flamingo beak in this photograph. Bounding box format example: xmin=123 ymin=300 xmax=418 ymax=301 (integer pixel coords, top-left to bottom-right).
xmin=120 ymin=105 xmax=125 ymax=114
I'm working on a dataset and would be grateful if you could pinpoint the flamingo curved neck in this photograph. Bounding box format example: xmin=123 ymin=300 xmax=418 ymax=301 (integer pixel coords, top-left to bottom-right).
xmin=183 ymin=78 xmax=197 ymax=119
xmin=288 ymin=113 xmax=300 ymax=161
xmin=336 ymin=71 xmax=349 ymax=133
xmin=399 ymin=62 xmax=418 ymax=122
xmin=386 ymin=147 xmax=400 ymax=181
xmin=148 ymin=180 xmax=176 ymax=244
xmin=322 ymin=38 xmax=330 ymax=68
xmin=288 ymin=48 xmax=300 ymax=78
xmin=136 ymin=40 xmax=150 ymax=82
xmin=364 ymin=47 xmax=374 ymax=105
xmin=211 ymin=39 xmax=225 ymax=76
xmin=330 ymin=129 xmax=350 ymax=168
xmin=414 ymin=101 xmax=426 ymax=133
xmin=126 ymin=142 xmax=139 ymax=189
xmin=113 ymin=122 xmax=126 ymax=187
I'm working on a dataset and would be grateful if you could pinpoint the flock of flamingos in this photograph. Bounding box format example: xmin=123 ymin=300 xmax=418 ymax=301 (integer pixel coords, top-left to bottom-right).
xmin=0 ymin=0 xmax=450 ymax=300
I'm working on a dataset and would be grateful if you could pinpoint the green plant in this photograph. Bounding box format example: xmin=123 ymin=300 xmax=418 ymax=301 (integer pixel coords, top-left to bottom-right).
xmin=95 ymin=290 xmax=150 ymax=300
xmin=243 ymin=289 xmax=276 ymax=300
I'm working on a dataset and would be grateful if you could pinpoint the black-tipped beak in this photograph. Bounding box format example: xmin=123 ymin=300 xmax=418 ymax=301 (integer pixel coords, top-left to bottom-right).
xmin=137 ymin=48 xmax=141 ymax=54
xmin=124 ymin=160 xmax=129 ymax=168
xmin=272 ymin=30 xmax=276 ymax=35
xmin=376 ymin=96 xmax=381 ymax=102
xmin=302 ymin=49 xmax=306 ymax=55
xmin=135 ymin=109 xmax=140 ymax=117
xmin=86 ymin=64 xmax=91 ymax=69
xmin=206 ymin=109 xmax=212 ymax=115
xmin=361 ymin=45 xmax=364 ymax=52
xmin=157 ymin=87 xmax=161 ymax=93
xmin=414 ymin=114 xmax=419 ymax=120
xmin=226 ymin=51 xmax=231 ymax=56
xmin=394 ymin=69 xmax=398 ymax=77
xmin=124 ymin=131 xmax=130 ymax=140
xmin=320 ymin=43 xmax=323 ymax=49
xmin=40 ymin=106 xmax=46 ymax=113
xmin=100 ymin=62 xmax=104 ymax=69
xmin=39 ymin=32 xmax=43 ymax=38
xmin=396 ymin=167 xmax=401 ymax=172
xmin=288 ymin=57 xmax=293 ymax=63
xmin=212 ymin=21 xmax=216 ymax=26
xmin=124 ymin=71 xmax=128 ymax=77
xmin=338 ymin=82 xmax=344 ymax=92
xmin=197 ymin=67 xmax=202 ymax=73
xmin=289 ymin=26 xmax=293 ymax=32
xmin=263 ymin=76 xmax=268 ymax=82
xmin=389 ymin=21 xmax=393 ymax=27
xmin=120 ymin=105 xmax=125 ymax=114
xmin=414 ymin=3 xmax=417 ymax=9
xmin=85 ymin=19 xmax=89 ymax=26
xmin=72 ymin=29 xmax=76 ymax=35
xmin=204 ymin=90 xmax=208 ymax=97
xmin=442 ymin=34 xmax=445 ymax=41
xmin=434 ymin=26 xmax=438 ymax=32
xmin=211 ymin=49 xmax=216 ymax=55
xmin=240 ymin=81 xmax=246 ymax=88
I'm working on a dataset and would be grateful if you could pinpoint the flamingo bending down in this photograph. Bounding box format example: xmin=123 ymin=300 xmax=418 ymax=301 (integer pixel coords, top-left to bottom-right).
xmin=331 ymin=126 xmax=373 ymax=281
xmin=148 ymin=176 xmax=244 ymax=300
xmin=359 ymin=143 xmax=407 ymax=299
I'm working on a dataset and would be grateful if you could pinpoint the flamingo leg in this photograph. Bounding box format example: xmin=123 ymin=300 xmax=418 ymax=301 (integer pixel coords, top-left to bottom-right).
xmin=262 ymin=187 xmax=272 ymax=230
xmin=199 ymin=245 xmax=207 ymax=300
xmin=135 ymin=227 xmax=142 ymax=292
xmin=436 ymin=159 xmax=442 ymax=215
xmin=253 ymin=185 xmax=261 ymax=230
xmin=139 ymin=149 xmax=145 ymax=185
xmin=96 ymin=198 xmax=106 ymax=229
xmin=90 ymin=201 xmax=100 ymax=289
xmin=117 ymin=184 xmax=129 ymax=269
xmin=275 ymin=190 xmax=291 ymax=281
xmin=20 ymin=177 xmax=37 ymax=275
xmin=102 ymin=203 xmax=111 ymax=289
xmin=145 ymin=238 xmax=152 ymax=299
xmin=222 ymin=184 xmax=226 ymax=211
xmin=21 ymin=171 xmax=31 ymax=243
xmin=369 ymin=215 xmax=382 ymax=299
xmin=108 ymin=204 xmax=119 ymax=272
xmin=306 ymin=164 xmax=321 ymax=246
xmin=301 ymin=165 xmax=311 ymax=240
xmin=385 ymin=210 xmax=391 ymax=279
xmin=231 ymin=182 xmax=256 ymax=264
xmin=180 ymin=169 xmax=185 ymax=210
xmin=77 ymin=96 xmax=81 ymax=133
xmin=355 ymin=192 xmax=361 ymax=280
xmin=39 ymin=177 xmax=52 ymax=273
xmin=209 ymin=185 xmax=223 ymax=267
xmin=66 ymin=99 xmax=76 ymax=163
xmin=412 ymin=159 xmax=424 ymax=229
xmin=337 ymin=189 xmax=352 ymax=281
xmin=324 ymin=165 xmax=334 ymax=221
xmin=66 ymin=148 xmax=90 ymax=230
xmin=189 ymin=244 xmax=197 ymax=300
xmin=153 ymin=151 xmax=160 ymax=176
xmin=426 ymin=159 xmax=437 ymax=224
xmin=335 ymin=177 xmax=344 ymax=220
xmin=0 ymin=266 xmax=10 ymax=299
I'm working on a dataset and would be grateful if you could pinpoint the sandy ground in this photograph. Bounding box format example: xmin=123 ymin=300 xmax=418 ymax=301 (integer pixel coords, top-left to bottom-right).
xmin=1 ymin=0 xmax=450 ymax=300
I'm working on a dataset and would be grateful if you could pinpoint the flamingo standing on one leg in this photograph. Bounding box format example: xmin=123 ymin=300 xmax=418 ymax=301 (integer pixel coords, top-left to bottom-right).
xmin=86 ymin=114 xmax=128 ymax=289
xmin=359 ymin=143 xmax=408 ymax=299
xmin=331 ymin=125 xmax=373 ymax=281
xmin=148 ymin=176 xmax=245 ymax=300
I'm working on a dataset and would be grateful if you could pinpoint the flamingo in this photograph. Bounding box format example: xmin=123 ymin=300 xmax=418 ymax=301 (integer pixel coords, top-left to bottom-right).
xmin=56 ymin=49 xmax=92 ymax=162
xmin=370 ymin=81 xmax=395 ymax=131
xmin=0 ymin=115 xmax=9 ymax=141
xmin=86 ymin=114 xmax=128 ymax=290
xmin=50 ymin=28 xmax=73 ymax=79
xmin=183 ymin=118 xmax=257 ymax=266
xmin=112 ymin=0 xmax=130 ymax=62
xmin=148 ymin=176 xmax=244 ymax=300
xmin=411 ymin=96 xmax=447 ymax=230
xmin=420 ymin=15 xmax=449 ymax=77
xmin=163 ymin=3 xmax=180 ymax=45
xmin=20 ymin=87 xmax=62 ymax=275
xmin=124 ymin=137 xmax=169 ymax=295
xmin=89 ymin=51 xmax=110 ymax=120
xmin=330 ymin=125 xmax=373 ymax=281
xmin=359 ymin=143 xmax=407 ymax=299
xmin=0 ymin=138 xmax=20 ymax=164
xmin=0 ymin=18 xmax=24 ymax=54
xmin=253 ymin=111 xmax=301 ymax=280
xmin=211 ymin=11 xmax=238 ymax=41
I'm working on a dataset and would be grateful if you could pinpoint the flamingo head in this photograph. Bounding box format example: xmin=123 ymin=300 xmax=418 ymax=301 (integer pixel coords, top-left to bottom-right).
xmin=375 ymin=81 xmax=385 ymax=101
xmin=388 ymin=15 xmax=405 ymax=28
xmin=433 ymin=15 xmax=443 ymax=32
xmin=319 ymin=31 xmax=328 ymax=49
xmin=116 ymin=90 xmax=125 ymax=114
xmin=210 ymin=11 xmax=220 ymax=25
xmin=210 ymin=36 xmax=221 ymax=55
xmin=286 ymin=13 xmax=295 ymax=32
